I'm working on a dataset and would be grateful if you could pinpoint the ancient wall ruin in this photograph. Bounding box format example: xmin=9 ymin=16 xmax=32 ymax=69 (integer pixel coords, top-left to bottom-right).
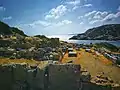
xmin=0 ymin=63 xmax=80 ymax=90
xmin=0 ymin=63 xmax=120 ymax=90
xmin=0 ymin=63 xmax=45 ymax=90
xmin=48 ymin=64 xmax=80 ymax=90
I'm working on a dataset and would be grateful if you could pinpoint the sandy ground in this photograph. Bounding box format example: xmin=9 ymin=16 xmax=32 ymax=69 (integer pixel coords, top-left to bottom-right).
xmin=61 ymin=49 xmax=120 ymax=84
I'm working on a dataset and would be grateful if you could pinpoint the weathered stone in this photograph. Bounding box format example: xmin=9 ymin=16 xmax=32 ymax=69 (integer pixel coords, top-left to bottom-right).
xmin=48 ymin=64 xmax=80 ymax=90
xmin=0 ymin=63 xmax=45 ymax=90
xmin=0 ymin=63 xmax=120 ymax=90
xmin=0 ymin=64 xmax=13 ymax=90
xmin=81 ymin=71 xmax=91 ymax=82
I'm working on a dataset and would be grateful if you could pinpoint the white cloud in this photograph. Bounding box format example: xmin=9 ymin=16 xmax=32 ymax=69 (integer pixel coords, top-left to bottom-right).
xmin=116 ymin=12 xmax=120 ymax=17
xmin=72 ymin=6 xmax=79 ymax=11
xmin=73 ymin=3 xmax=92 ymax=10
xmin=102 ymin=13 xmax=115 ymax=21
xmin=62 ymin=20 xmax=72 ymax=24
xmin=66 ymin=1 xmax=92 ymax=11
xmin=0 ymin=6 xmax=6 ymax=11
xmin=81 ymin=11 xmax=108 ymax=21
xmin=27 ymin=20 xmax=51 ymax=28
xmin=93 ymin=15 xmax=101 ymax=19
xmin=45 ymin=15 xmax=53 ymax=20
xmin=56 ymin=20 xmax=72 ymax=26
xmin=89 ymin=20 xmax=101 ymax=24
xmin=80 ymin=22 xmax=84 ymax=25
xmin=84 ymin=11 xmax=96 ymax=17
xmin=66 ymin=0 xmax=81 ymax=11
xmin=45 ymin=0 xmax=90 ymax=18
xmin=93 ymin=11 xmax=108 ymax=19
xmin=102 ymin=12 xmax=120 ymax=22
xmin=83 ymin=4 xmax=92 ymax=7
xmin=25 ymin=19 xmax=72 ymax=28
xmin=89 ymin=11 xmax=120 ymax=24
xmin=44 ymin=21 xmax=82 ymax=35
xmin=36 ymin=21 xmax=51 ymax=26
xmin=66 ymin=0 xmax=80 ymax=5
xmin=3 ymin=16 xmax=12 ymax=20
xmin=96 ymin=11 xmax=108 ymax=16
xmin=78 ymin=16 xmax=84 ymax=19
xmin=48 ymin=20 xmax=72 ymax=27
xmin=45 ymin=5 xmax=67 ymax=20
xmin=78 ymin=11 xmax=108 ymax=25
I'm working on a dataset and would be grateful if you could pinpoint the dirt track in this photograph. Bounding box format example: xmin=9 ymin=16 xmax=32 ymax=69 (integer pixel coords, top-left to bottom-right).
xmin=61 ymin=49 xmax=120 ymax=84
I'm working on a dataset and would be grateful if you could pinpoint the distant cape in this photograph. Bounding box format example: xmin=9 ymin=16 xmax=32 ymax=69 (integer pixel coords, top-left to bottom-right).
xmin=69 ymin=24 xmax=120 ymax=41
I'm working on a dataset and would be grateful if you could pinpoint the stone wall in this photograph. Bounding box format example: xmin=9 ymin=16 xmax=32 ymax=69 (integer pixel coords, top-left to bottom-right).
xmin=48 ymin=64 xmax=80 ymax=90
xmin=0 ymin=63 xmax=80 ymax=90
xmin=0 ymin=63 xmax=120 ymax=90
xmin=0 ymin=63 xmax=45 ymax=90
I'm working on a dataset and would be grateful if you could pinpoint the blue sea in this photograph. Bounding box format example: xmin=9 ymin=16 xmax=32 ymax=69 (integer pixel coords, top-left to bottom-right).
xmin=47 ymin=35 xmax=120 ymax=47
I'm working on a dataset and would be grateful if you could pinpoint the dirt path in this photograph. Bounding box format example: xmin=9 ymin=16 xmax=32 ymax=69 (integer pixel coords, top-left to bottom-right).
xmin=61 ymin=49 xmax=120 ymax=84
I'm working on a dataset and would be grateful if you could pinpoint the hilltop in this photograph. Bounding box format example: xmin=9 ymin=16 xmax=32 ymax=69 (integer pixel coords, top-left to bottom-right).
xmin=70 ymin=24 xmax=120 ymax=40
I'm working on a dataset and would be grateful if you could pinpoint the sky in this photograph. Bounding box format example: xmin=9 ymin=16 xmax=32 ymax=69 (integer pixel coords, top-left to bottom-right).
xmin=0 ymin=0 xmax=120 ymax=35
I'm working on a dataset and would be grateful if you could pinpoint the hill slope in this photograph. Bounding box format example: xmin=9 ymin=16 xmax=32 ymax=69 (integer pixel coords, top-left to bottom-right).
xmin=70 ymin=24 xmax=120 ymax=40
xmin=0 ymin=21 xmax=60 ymax=60
xmin=0 ymin=21 xmax=27 ymax=36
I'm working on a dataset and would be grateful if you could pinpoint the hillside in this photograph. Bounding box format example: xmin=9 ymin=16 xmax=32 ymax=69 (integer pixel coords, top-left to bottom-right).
xmin=0 ymin=21 xmax=60 ymax=60
xmin=70 ymin=24 xmax=120 ymax=40
xmin=0 ymin=21 xmax=27 ymax=36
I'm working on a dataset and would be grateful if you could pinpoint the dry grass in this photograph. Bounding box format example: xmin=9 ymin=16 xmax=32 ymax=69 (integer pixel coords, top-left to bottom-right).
xmin=0 ymin=58 xmax=48 ymax=69
xmin=0 ymin=58 xmax=38 ymax=64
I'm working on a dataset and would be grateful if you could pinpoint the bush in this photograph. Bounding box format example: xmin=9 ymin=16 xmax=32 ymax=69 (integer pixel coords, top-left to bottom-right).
xmin=9 ymin=56 xmax=16 ymax=59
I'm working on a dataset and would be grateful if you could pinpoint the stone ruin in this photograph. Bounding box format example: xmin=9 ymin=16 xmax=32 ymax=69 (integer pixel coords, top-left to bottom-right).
xmin=0 ymin=63 xmax=120 ymax=90
xmin=47 ymin=64 xmax=80 ymax=90
xmin=0 ymin=63 xmax=45 ymax=90
xmin=0 ymin=63 xmax=80 ymax=90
